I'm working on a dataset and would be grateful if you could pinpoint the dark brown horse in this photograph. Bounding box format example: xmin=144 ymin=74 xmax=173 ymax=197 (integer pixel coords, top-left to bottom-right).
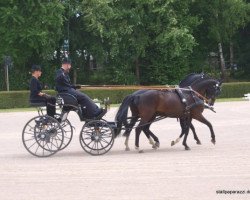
xmin=115 ymin=76 xmax=222 ymax=151
xmin=116 ymin=73 xmax=210 ymax=150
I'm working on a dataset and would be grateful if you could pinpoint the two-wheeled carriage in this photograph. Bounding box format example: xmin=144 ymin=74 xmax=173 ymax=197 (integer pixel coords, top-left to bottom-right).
xmin=22 ymin=93 xmax=116 ymax=157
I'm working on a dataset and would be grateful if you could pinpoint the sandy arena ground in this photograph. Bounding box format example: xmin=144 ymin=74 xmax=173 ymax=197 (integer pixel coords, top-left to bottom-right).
xmin=0 ymin=101 xmax=250 ymax=200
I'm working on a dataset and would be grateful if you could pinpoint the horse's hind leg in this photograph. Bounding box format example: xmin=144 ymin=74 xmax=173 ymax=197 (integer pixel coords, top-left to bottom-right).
xmin=124 ymin=117 xmax=138 ymax=151
xmin=135 ymin=124 xmax=144 ymax=153
xmin=143 ymin=124 xmax=160 ymax=149
xmin=135 ymin=119 xmax=153 ymax=153
xmin=194 ymin=114 xmax=216 ymax=145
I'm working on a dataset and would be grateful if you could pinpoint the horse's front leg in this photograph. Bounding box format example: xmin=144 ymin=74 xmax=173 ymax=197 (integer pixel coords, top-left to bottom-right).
xmin=182 ymin=117 xmax=192 ymax=150
xmin=172 ymin=118 xmax=201 ymax=146
xmin=171 ymin=118 xmax=185 ymax=146
xmin=194 ymin=114 xmax=216 ymax=145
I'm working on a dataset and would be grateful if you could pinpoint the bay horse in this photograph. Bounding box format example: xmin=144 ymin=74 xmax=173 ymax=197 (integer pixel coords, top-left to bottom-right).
xmin=115 ymin=73 xmax=213 ymax=150
xmin=115 ymin=76 xmax=222 ymax=151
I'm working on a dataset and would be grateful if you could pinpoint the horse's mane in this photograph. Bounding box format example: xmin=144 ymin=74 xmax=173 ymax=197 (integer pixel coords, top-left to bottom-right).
xmin=190 ymin=74 xmax=217 ymax=87
xmin=179 ymin=73 xmax=206 ymax=87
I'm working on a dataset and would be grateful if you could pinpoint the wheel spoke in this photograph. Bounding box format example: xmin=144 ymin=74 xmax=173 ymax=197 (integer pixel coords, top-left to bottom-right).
xmin=24 ymin=137 xmax=35 ymax=142
xmin=100 ymin=138 xmax=110 ymax=144
xmin=79 ymin=120 xmax=114 ymax=155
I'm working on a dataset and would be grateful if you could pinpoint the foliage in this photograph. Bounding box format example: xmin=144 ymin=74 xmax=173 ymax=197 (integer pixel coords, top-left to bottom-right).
xmin=0 ymin=0 xmax=249 ymax=91
xmin=0 ymin=0 xmax=64 ymax=90
xmin=189 ymin=0 xmax=250 ymax=76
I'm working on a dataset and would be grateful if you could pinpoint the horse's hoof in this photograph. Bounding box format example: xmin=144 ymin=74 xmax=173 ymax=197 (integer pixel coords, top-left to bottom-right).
xmin=155 ymin=142 xmax=160 ymax=148
xmin=152 ymin=143 xmax=159 ymax=149
xmin=197 ymin=141 xmax=202 ymax=145
xmin=211 ymin=139 xmax=216 ymax=145
xmin=185 ymin=146 xmax=191 ymax=150
xmin=138 ymin=150 xmax=144 ymax=153
xmin=125 ymin=147 xmax=130 ymax=151
xmin=171 ymin=141 xmax=175 ymax=146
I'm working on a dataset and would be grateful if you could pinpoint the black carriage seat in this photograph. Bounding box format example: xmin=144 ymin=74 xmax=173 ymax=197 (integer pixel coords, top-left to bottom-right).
xmin=29 ymin=101 xmax=47 ymax=116
xmin=29 ymin=101 xmax=46 ymax=107
xmin=57 ymin=93 xmax=85 ymax=121
xmin=57 ymin=93 xmax=78 ymax=110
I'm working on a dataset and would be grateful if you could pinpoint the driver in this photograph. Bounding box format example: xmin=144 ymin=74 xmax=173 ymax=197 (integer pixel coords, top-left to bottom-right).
xmin=55 ymin=58 xmax=105 ymax=119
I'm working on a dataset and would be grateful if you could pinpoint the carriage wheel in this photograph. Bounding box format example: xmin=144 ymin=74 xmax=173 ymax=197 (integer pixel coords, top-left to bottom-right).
xmin=54 ymin=113 xmax=73 ymax=150
xmin=22 ymin=116 xmax=64 ymax=157
xmin=79 ymin=120 xmax=114 ymax=156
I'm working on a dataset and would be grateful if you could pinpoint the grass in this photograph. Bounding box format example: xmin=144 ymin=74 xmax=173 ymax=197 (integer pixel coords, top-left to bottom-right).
xmin=217 ymin=97 xmax=246 ymax=102
xmin=0 ymin=98 xmax=247 ymax=113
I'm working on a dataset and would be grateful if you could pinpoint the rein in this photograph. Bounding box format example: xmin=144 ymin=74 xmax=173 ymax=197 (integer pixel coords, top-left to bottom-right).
xmin=188 ymin=87 xmax=210 ymax=104
xmin=121 ymin=116 xmax=167 ymax=131
xmin=159 ymin=86 xmax=210 ymax=104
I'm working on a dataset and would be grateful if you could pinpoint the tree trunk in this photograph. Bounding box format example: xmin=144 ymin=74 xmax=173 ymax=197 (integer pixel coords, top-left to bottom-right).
xmin=135 ymin=58 xmax=140 ymax=85
xmin=4 ymin=58 xmax=10 ymax=91
xmin=73 ymin=69 xmax=77 ymax=85
xmin=218 ymin=42 xmax=226 ymax=80
xmin=229 ymin=41 xmax=234 ymax=75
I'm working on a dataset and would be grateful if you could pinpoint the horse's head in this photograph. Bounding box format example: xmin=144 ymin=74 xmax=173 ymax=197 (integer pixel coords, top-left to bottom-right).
xmin=190 ymin=76 xmax=222 ymax=106
xmin=204 ymin=79 xmax=222 ymax=106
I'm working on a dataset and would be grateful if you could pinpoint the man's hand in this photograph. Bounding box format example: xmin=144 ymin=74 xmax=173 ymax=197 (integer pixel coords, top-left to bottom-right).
xmin=43 ymin=93 xmax=52 ymax=99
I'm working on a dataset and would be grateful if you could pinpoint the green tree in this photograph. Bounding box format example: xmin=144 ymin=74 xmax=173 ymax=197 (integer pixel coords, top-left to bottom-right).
xmin=0 ymin=0 xmax=64 ymax=89
xmin=78 ymin=0 xmax=198 ymax=85
xmin=189 ymin=0 xmax=250 ymax=80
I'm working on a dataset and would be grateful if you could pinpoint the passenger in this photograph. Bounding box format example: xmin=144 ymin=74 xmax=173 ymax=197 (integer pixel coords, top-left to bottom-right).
xmin=55 ymin=58 xmax=105 ymax=119
xmin=29 ymin=65 xmax=56 ymax=117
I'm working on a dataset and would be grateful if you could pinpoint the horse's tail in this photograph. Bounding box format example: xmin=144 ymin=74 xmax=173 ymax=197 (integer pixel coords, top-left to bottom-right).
xmin=114 ymin=95 xmax=135 ymax=137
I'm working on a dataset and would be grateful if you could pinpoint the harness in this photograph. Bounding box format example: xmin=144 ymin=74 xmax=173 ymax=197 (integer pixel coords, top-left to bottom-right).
xmin=175 ymin=87 xmax=205 ymax=115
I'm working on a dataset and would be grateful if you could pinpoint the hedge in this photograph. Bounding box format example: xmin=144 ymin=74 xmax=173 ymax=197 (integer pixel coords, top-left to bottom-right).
xmin=0 ymin=82 xmax=250 ymax=109
xmin=219 ymin=82 xmax=250 ymax=98
xmin=0 ymin=89 xmax=137 ymax=109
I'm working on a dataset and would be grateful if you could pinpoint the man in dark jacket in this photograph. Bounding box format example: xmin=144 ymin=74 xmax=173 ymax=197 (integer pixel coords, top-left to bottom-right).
xmin=55 ymin=59 xmax=104 ymax=119
xmin=29 ymin=65 xmax=56 ymax=117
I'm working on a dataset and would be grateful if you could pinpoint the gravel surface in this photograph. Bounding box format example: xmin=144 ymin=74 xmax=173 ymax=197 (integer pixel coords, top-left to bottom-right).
xmin=0 ymin=101 xmax=250 ymax=200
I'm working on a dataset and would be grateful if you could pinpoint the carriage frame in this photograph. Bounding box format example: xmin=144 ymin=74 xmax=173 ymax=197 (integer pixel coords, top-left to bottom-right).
xmin=22 ymin=93 xmax=116 ymax=157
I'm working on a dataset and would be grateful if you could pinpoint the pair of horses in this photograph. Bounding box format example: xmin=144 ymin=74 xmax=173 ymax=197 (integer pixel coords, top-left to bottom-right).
xmin=114 ymin=73 xmax=222 ymax=152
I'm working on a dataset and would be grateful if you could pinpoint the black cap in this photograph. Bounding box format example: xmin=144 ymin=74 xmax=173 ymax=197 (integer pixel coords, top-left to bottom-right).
xmin=62 ymin=57 xmax=71 ymax=64
xmin=31 ymin=65 xmax=41 ymax=72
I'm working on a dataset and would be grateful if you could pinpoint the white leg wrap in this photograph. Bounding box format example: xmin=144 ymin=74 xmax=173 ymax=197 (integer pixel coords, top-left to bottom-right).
xmin=125 ymin=137 xmax=129 ymax=148
xmin=175 ymin=137 xmax=181 ymax=144
xmin=149 ymin=137 xmax=154 ymax=145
